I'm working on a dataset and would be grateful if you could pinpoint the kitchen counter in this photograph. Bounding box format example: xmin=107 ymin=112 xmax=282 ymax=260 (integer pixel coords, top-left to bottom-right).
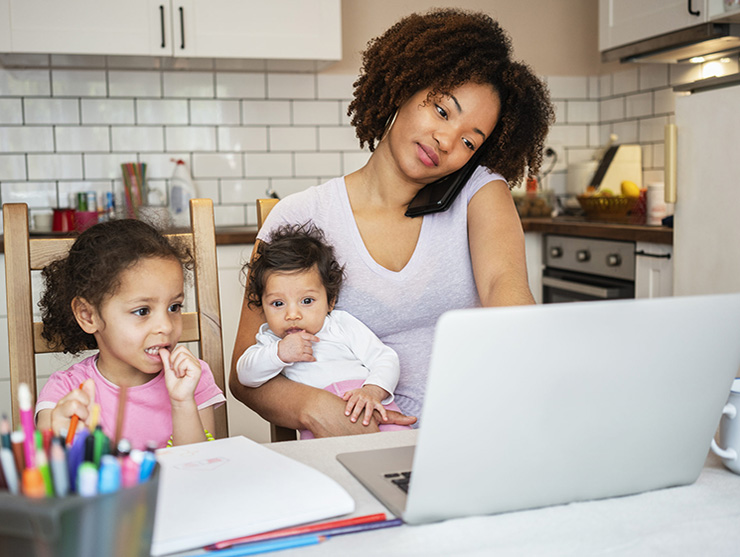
xmin=521 ymin=217 xmax=673 ymax=244
xmin=0 ymin=219 xmax=671 ymax=253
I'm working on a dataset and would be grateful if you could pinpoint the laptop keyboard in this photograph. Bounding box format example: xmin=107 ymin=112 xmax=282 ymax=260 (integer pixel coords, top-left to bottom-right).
xmin=384 ymin=471 xmax=412 ymax=493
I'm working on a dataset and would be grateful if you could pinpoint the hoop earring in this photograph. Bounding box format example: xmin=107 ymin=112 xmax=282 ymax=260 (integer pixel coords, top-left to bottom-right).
xmin=380 ymin=109 xmax=398 ymax=142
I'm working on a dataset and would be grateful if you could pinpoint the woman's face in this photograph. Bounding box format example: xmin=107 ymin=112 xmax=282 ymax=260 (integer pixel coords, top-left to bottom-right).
xmin=388 ymin=81 xmax=501 ymax=184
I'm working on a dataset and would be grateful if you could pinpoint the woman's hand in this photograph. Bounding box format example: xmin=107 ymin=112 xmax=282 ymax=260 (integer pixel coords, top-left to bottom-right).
xmin=37 ymin=378 xmax=96 ymax=436
xmin=161 ymin=346 xmax=202 ymax=403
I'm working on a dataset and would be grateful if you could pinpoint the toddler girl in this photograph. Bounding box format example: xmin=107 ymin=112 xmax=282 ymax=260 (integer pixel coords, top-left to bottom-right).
xmin=236 ymin=223 xmax=413 ymax=438
xmin=35 ymin=218 xmax=225 ymax=450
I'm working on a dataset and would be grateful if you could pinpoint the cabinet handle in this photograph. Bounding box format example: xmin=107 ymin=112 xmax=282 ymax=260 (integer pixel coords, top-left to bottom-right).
xmin=179 ymin=6 xmax=185 ymax=49
xmin=687 ymin=0 xmax=700 ymax=16
xmin=159 ymin=5 xmax=166 ymax=48
xmin=635 ymin=250 xmax=671 ymax=259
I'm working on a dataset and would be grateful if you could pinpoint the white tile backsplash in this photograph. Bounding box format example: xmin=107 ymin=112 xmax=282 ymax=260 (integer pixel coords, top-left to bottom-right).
xmin=0 ymin=98 xmax=22 ymax=124
xmin=0 ymin=62 xmax=678 ymax=222
xmin=269 ymin=126 xmax=317 ymax=152
xmin=190 ymin=99 xmax=239 ymax=125
xmin=165 ymin=126 xmax=217 ymax=152
xmin=0 ymin=126 xmax=54 ymax=152
xmin=111 ymin=126 xmax=165 ymax=152
xmin=55 ymin=126 xmax=110 ymax=152
xmin=24 ymin=98 xmax=79 ymax=124
xmin=51 ymin=69 xmax=107 ymax=97
xmin=109 ymin=70 xmax=162 ymax=98
xmin=216 ymin=73 xmax=266 ymax=99
xmin=241 ymin=100 xmax=290 ymax=125
xmin=81 ymin=98 xmax=135 ymax=125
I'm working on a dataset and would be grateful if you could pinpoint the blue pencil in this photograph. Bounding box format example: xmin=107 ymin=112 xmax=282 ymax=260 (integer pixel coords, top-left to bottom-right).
xmin=196 ymin=534 xmax=325 ymax=556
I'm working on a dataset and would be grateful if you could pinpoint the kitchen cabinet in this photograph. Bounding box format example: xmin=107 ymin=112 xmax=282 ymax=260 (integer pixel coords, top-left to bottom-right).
xmin=0 ymin=1 xmax=10 ymax=51
xmin=599 ymin=0 xmax=708 ymax=52
xmin=3 ymin=0 xmax=341 ymax=61
xmin=635 ymin=241 xmax=673 ymax=299
xmin=524 ymin=232 xmax=543 ymax=304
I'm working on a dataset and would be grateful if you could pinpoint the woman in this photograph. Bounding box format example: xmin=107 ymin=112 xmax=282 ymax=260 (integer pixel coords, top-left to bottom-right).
xmin=230 ymin=8 xmax=554 ymax=436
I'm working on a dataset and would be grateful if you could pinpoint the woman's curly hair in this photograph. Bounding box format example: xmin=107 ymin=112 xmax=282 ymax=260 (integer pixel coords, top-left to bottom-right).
xmin=348 ymin=8 xmax=555 ymax=186
xmin=245 ymin=223 xmax=344 ymax=311
xmin=39 ymin=219 xmax=193 ymax=354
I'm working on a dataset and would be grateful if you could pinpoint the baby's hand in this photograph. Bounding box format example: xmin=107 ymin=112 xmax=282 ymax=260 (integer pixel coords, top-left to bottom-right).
xmin=161 ymin=346 xmax=202 ymax=403
xmin=342 ymin=385 xmax=390 ymax=426
xmin=277 ymin=331 xmax=319 ymax=363
xmin=48 ymin=378 xmax=96 ymax=436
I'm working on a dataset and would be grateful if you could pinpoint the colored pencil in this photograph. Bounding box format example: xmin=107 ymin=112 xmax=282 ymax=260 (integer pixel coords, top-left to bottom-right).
xmin=65 ymin=383 xmax=85 ymax=446
xmin=208 ymin=512 xmax=387 ymax=550
xmin=196 ymin=535 xmax=325 ymax=557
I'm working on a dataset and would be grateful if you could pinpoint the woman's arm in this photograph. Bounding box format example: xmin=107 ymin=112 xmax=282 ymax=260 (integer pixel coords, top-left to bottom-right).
xmin=229 ymin=243 xmax=415 ymax=436
xmin=468 ymin=180 xmax=536 ymax=307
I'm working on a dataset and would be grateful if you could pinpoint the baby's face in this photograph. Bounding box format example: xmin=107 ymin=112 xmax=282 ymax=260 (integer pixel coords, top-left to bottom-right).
xmin=261 ymin=265 xmax=332 ymax=338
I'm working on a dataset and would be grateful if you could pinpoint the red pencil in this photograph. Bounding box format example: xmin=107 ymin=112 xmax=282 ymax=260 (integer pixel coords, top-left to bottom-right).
xmin=206 ymin=513 xmax=387 ymax=550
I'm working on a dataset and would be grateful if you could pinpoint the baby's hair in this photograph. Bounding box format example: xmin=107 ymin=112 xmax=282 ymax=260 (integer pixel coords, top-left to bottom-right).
xmin=348 ymin=8 xmax=555 ymax=187
xmin=246 ymin=223 xmax=344 ymax=310
xmin=39 ymin=218 xmax=193 ymax=354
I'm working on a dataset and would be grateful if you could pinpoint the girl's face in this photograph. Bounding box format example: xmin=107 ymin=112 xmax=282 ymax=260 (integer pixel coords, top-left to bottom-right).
xmin=388 ymin=81 xmax=501 ymax=184
xmin=261 ymin=265 xmax=332 ymax=339
xmin=82 ymin=256 xmax=185 ymax=386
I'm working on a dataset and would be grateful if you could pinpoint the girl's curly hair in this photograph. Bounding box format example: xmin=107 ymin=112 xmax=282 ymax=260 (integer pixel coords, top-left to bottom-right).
xmin=246 ymin=223 xmax=344 ymax=310
xmin=39 ymin=219 xmax=193 ymax=354
xmin=348 ymin=8 xmax=555 ymax=186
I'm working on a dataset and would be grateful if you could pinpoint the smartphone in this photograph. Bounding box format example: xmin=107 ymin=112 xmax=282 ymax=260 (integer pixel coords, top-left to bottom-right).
xmin=405 ymin=146 xmax=486 ymax=217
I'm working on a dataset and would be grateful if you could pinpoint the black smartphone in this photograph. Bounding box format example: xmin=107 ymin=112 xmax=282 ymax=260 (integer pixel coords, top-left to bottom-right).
xmin=405 ymin=146 xmax=486 ymax=218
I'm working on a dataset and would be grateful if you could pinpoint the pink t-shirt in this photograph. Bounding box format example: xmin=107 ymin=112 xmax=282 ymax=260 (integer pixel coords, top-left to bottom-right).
xmin=36 ymin=355 xmax=225 ymax=450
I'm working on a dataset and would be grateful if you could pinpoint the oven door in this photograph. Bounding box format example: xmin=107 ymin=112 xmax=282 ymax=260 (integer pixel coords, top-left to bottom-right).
xmin=542 ymin=268 xmax=635 ymax=303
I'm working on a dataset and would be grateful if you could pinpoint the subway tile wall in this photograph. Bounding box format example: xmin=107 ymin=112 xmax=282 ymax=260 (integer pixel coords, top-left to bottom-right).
xmin=0 ymin=61 xmax=707 ymax=230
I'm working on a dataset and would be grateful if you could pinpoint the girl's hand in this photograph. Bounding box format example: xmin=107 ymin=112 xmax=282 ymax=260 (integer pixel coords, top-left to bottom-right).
xmin=277 ymin=331 xmax=319 ymax=363
xmin=39 ymin=378 xmax=96 ymax=436
xmin=161 ymin=346 xmax=202 ymax=403
xmin=342 ymin=385 xmax=390 ymax=426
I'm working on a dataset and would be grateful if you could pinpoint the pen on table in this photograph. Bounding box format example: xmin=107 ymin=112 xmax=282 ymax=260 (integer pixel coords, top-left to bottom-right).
xmin=18 ymin=383 xmax=37 ymax=469
xmin=49 ymin=437 xmax=69 ymax=497
xmin=209 ymin=512 xmax=387 ymax=549
xmin=196 ymin=534 xmax=326 ymax=557
xmin=65 ymin=383 xmax=85 ymax=446
xmin=0 ymin=445 xmax=19 ymax=494
xmin=10 ymin=430 xmax=25 ymax=474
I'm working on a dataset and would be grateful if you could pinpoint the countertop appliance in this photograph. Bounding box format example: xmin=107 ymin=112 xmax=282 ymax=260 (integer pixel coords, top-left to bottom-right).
xmin=672 ymin=83 xmax=740 ymax=296
xmin=542 ymin=235 xmax=635 ymax=303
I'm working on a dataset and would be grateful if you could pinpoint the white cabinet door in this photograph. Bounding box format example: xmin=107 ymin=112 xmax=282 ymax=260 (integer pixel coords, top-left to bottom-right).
xmin=172 ymin=0 xmax=341 ymax=60
xmin=5 ymin=0 xmax=341 ymax=61
xmin=635 ymin=242 xmax=673 ymax=299
xmin=8 ymin=0 xmax=170 ymax=56
xmin=599 ymin=0 xmax=707 ymax=51
xmin=524 ymin=232 xmax=543 ymax=304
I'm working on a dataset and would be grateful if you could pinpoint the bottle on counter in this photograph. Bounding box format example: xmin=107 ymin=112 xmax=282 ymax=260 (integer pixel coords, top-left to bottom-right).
xmin=168 ymin=159 xmax=198 ymax=227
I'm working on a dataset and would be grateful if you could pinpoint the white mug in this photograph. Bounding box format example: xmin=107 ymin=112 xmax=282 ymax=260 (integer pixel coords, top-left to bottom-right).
xmin=711 ymin=378 xmax=740 ymax=474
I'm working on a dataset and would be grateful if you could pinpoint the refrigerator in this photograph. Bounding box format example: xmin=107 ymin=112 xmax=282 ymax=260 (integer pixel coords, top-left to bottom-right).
xmin=673 ymin=84 xmax=740 ymax=296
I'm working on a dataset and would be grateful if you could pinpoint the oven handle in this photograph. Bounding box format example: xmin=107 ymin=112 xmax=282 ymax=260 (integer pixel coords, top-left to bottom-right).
xmin=542 ymin=276 xmax=621 ymax=299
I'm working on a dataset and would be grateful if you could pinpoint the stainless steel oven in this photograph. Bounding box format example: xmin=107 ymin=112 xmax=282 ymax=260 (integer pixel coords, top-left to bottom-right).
xmin=542 ymin=235 xmax=635 ymax=303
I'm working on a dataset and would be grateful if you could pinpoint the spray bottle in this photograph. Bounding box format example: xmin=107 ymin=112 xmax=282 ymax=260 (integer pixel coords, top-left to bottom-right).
xmin=168 ymin=159 xmax=198 ymax=227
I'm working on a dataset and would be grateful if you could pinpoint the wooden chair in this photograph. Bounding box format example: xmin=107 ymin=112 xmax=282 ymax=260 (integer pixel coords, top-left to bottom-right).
xmin=255 ymin=198 xmax=297 ymax=442
xmin=3 ymin=199 xmax=229 ymax=439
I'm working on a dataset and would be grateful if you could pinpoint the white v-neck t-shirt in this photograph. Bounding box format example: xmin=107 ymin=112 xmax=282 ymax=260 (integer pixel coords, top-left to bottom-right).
xmin=257 ymin=166 xmax=504 ymax=420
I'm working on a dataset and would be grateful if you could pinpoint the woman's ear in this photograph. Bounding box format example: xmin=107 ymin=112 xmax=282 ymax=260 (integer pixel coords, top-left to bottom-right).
xmin=71 ymin=297 xmax=100 ymax=334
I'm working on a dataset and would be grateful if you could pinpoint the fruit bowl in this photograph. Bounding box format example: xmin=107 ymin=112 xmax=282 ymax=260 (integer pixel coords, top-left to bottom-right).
xmin=577 ymin=195 xmax=639 ymax=221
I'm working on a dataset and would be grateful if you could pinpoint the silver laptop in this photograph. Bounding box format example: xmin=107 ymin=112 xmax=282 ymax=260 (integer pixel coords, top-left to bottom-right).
xmin=337 ymin=293 xmax=740 ymax=524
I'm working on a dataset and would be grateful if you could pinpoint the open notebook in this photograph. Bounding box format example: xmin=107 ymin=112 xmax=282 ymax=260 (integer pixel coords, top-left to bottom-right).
xmin=338 ymin=293 xmax=740 ymax=523
xmin=152 ymin=436 xmax=354 ymax=556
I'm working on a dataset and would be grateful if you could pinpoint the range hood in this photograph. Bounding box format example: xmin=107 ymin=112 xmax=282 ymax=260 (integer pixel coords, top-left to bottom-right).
xmin=602 ymin=23 xmax=740 ymax=64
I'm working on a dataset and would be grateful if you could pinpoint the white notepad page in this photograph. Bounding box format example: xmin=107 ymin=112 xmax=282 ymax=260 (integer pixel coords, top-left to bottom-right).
xmin=151 ymin=436 xmax=355 ymax=556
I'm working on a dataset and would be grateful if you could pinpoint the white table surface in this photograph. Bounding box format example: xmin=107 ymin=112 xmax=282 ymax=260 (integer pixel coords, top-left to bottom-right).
xmin=261 ymin=430 xmax=740 ymax=557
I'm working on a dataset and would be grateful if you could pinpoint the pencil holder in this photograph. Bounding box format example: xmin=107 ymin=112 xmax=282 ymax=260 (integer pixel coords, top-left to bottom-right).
xmin=0 ymin=466 xmax=159 ymax=557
